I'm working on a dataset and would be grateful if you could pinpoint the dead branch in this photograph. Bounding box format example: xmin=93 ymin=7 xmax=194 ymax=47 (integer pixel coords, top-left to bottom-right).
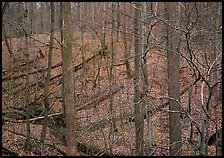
xmin=3 ymin=112 xmax=63 ymax=123
xmin=77 ymin=85 xmax=124 ymax=111
xmin=2 ymin=46 xmax=107 ymax=83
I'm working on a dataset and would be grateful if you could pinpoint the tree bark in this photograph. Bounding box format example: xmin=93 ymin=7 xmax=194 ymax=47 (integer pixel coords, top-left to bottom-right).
xmin=40 ymin=2 xmax=55 ymax=153
xmin=108 ymin=2 xmax=116 ymax=154
xmin=122 ymin=4 xmax=132 ymax=79
xmin=63 ymin=2 xmax=77 ymax=155
xmin=165 ymin=2 xmax=182 ymax=156
xmin=133 ymin=2 xmax=144 ymax=156
xmin=141 ymin=2 xmax=153 ymax=155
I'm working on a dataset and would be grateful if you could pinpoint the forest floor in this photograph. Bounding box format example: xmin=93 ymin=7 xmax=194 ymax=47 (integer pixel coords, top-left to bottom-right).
xmin=2 ymin=32 xmax=221 ymax=156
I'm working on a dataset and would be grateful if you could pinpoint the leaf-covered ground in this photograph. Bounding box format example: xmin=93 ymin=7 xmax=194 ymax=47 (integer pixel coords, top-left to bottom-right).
xmin=2 ymin=32 xmax=221 ymax=156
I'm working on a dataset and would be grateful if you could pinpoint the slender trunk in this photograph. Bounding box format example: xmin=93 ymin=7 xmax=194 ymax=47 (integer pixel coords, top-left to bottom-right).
xmin=60 ymin=2 xmax=65 ymax=116
xmin=24 ymin=31 xmax=31 ymax=151
xmin=40 ymin=2 xmax=55 ymax=153
xmin=116 ymin=2 xmax=120 ymax=42
xmin=102 ymin=3 xmax=106 ymax=49
xmin=141 ymin=2 xmax=153 ymax=155
xmin=91 ymin=3 xmax=96 ymax=39
xmin=40 ymin=2 xmax=44 ymax=33
xmin=122 ymin=4 xmax=132 ymax=78
xmin=80 ymin=2 xmax=86 ymax=75
xmin=133 ymin=2 xmax=144 ymax=156
xmin=108 ymin=2 xmax=116 ymax=154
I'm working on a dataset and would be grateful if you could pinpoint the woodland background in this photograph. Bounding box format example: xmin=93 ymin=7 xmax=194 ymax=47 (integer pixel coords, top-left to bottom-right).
xmin=2 ymin=2 xmax=222 ymax=156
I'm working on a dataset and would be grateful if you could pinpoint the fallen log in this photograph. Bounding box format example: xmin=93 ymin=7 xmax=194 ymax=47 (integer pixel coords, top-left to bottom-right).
xmin=77 ymin=85 xmax=124 ymax=111
xmin=4 ymin=84 xmax=124 ymax=124
xmin=2 ymin=47 xmax=107 ymax=82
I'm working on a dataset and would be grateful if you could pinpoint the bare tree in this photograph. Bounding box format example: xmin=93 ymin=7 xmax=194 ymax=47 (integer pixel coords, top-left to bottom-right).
xmin=122 ymin=4 xmax=132 ymax=79
xmin=164 ymin=2 xmax=182 ymax=156
xmin=24 ymin=26 xmax=31 ymax=152
xmin=141 ymin=2 xmax=153 ymax=155
xmin=133 ymin=2 xmax=144 ymax=156
xmin=59 ymin=2 xmax=65 ymax=116
xmin=108 ymin=2 xmax=116 ymax=154
xmin=63 ymin=2 xmax=77 ymax=155
xmin=40 ymin=2 xmax=55 ymax=153
xmin=116 ymin=2 xmax=120 ymax=42
xmin=40 ymin=2 xmax=44 ymax=33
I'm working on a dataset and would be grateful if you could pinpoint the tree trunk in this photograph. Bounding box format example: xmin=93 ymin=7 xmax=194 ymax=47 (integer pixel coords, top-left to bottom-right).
xmin=40 ymin=2 xmax=55 ymax=153
xmin=165 ymin=2 xmax=182 ymax=156
xmin=122 ymin=4 xmax=132 ymax=79
xmin=91 ymin=2 xmax=96 ymax=39
xmin=63 ymin=2 xmax=77 ymax=155
xmin=60 ymin=2 xmax=65 ymax=116
xmin=116 ymin=2 xmax=120 ymax=42
xmin=133 ymin=2 xmax=144 ymax=156
xmin=211 ymin=3 xmax=220 ymax=156
xmin=40 ymin=2 xmax=44 ymax=33
xmin=102 ymin=3 xmax=107 ymax=50
xmin=108 ymin=2 xmax=116 ymax=154
xmin=24 ymin=30 xmax=31 ymax=151
xmin=141 ymin=2 xmax=153 ymax=155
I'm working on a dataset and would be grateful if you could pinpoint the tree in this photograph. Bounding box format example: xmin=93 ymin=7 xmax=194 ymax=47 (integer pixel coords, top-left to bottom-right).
xmin=165 ymin=2 xmax=182 ymax=156
xmin=116 ymin=2 xmax=120 ymax=42
xmin=102 ymin=2 xmax=107 ymax=50
xmin=24 ymin=23 xmax=31 ymax=152
xmin=141 ymin=2 xmax=153 ymax=155
xmin=59 ymin=2 xmax=65 ymax=116
xmin=40 ymin=2 xmax=55 ymax=153
xmin=211 ymin=3 xmax=222 ymax=156
xmin=108 ymin=2 xmax=116 ymax=154
xmin=62 ymin=2 xmax=77 ymax=155
xmin=40 ymin=2 xmax=44 ymax=33
xmin=133 ymin=2 xmax=144 ymax=156
xmin=122 ymin=4 xmax=132 ymax=79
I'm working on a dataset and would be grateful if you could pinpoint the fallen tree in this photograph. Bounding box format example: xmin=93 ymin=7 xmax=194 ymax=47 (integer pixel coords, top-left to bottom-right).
xmin=2 ymin=46 xmax=107 ymax=82
xmin=77 ymin=85 xmax=124 ymax=111
xmin=3 ymin=85 xmax=124 ymax=123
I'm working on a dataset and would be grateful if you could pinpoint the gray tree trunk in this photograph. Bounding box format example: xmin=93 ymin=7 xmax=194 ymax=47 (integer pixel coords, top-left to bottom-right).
xmin=141 ymin=2 xmax=153 ymax=155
